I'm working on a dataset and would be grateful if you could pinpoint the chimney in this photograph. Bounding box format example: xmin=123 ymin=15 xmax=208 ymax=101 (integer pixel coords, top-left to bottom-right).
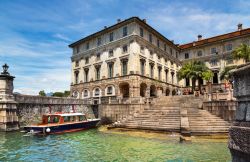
xmin=198 ymin=35 xmax=202 ymax=41
xmin=104 ymin=26 xmax=107 ymax=29
xmin=238 ymin=23 xmax=243 ymax=31
xmin=117 ymin=19 xmax=121 ymax=23
xmin=142 ymin=19 xmax=147 ymax=23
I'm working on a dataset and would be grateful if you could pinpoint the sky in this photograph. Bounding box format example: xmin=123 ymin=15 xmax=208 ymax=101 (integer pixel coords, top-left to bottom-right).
xmin=1 ymin=0 xmax=250 ymax=95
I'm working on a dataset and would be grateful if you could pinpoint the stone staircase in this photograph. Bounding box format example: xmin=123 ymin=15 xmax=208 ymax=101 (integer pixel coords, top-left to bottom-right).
xmin=119 ymin=95 xmax=230 ymax=135
xmin=187 ymin=108 xmax=230 ymax=135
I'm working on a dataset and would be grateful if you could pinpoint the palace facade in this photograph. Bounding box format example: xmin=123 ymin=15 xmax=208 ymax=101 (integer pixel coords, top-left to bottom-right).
xmin=69 ymin=17 xmax=181 ymax=102
xmin=69 ymin=17 xmax=249 ymax=101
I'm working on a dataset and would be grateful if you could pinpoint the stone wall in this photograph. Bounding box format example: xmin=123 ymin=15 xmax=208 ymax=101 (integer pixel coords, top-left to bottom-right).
xmin=14 ymin=94 xmax=95 ymax=126
xmin=99 ymin=103 xmax=148 ymax=122
xmin=228 ymin=63 xmax=250 ymax=162
xmin=203 ymin=101 xmax=237 ymax=122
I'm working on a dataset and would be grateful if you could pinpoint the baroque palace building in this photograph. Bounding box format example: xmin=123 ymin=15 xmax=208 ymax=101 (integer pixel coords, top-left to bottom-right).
xmin=69 ymin=17 xmax=181 ymax=103
xmin=69 ymin=17 xmax=249 ymax=101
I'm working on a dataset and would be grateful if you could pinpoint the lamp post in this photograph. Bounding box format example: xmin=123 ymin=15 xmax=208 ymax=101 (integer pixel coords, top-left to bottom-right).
xmin=2 ymin=63 xmax=9 ymax=75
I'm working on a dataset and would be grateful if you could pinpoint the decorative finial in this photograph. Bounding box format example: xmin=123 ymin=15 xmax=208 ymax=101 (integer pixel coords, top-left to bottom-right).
xmin=2 ymin=63 xmax=9 ymax=75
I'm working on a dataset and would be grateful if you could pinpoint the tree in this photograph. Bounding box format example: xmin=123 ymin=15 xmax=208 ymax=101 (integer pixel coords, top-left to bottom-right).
xmin=220 ymin=65 xmax=236 ymax=81
xmin=202 ymin=70 xmax=214 ymax=82
xmin=52 ymin=92 xmax=64 ymax=97
xmin=178 ymin=60 xmax=212 ymax=93
xmin=39 ymin=90 xmax=46 ymax=96
xmin=63 ymin=91 xmax=70 ymax=97
xmin=232 ymin=43 xmax=250 ymax=63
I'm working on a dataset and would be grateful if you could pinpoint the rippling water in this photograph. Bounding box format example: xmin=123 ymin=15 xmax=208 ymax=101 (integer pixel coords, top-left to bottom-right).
xmin=0 ymin=129 xmax=231 ymax=162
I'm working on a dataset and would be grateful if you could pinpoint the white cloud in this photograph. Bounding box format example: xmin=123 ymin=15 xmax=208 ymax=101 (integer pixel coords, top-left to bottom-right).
xmin=53 ymin=33 xmax=71 ymax=42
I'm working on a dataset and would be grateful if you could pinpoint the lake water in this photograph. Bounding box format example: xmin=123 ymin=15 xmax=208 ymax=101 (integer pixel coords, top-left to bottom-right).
xmin=0 ymin=129 xmax=231 ymax=162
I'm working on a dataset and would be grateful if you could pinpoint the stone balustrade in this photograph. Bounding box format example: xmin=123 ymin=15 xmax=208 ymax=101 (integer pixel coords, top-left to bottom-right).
xmin=203 ymin=101 xmax=236 ymax=122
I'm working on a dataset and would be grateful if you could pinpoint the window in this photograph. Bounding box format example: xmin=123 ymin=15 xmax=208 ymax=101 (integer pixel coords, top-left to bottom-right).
xmin=226 ymin=44 xmax=233 ymax=51
xmin=211 ymin=47 xmax=217 ymax=54
xmin=197 ymin=50 xmax=202 ymax=57
xmin=96 ymin=53 xmax=100 ymax=61
xmin=109 ymin=32 xmax=114 ymax=42
xmin=149 ymin=34 xmax=152 ymax=43
xmin=122 ymin=45 xmax=128 ymax=53
xmin=165 ymin=59 xmax=168 ymax=65
xmin=140 ymin=60 xmax=145 ymax=75
xmin=79 ymin=115 xmax=86 ymax=121
xmin=150 ymin=64 xmax=154 ymax=78
xmin=84 ymin=69 xmax=89 ymax=82
xmin=150 ymin=51 xmax=153 ymax=58
xmin=158 ymin=55 xmax=161 ymax=61
xmin=122 ymin=60 xmax=128 ymax=75
xmin=76 ymin=46 xmax=80 ymax=53
xmin=95 ymin=66 xmax=100 ymax=80
xmin=107 ymin=86 xmax=113 ymax=95
xmin=75 ymin=71 xmax=79 ymax=84
xmin=176 ymin=52 xmax=178 ymax=58
xmin=140 ymin=27 xmax=144 ymax=37
xmin=210 ymin=59 xmax=218 ymax=66
xmin=140 ymin=46 xmax=144 ymax=54
xmin=85 ymin=57 xmax=89 ymax=64
xmin=97 ymin=37 xmax=101 ymax=46
xmin=83 ymin=90 xmax=88 ymax=97
xmin=165 ymin=69 xmax=169 ymax=83
xmin=157 ymin=39 xmax=160 ymax=48
xmin=170 ymin=48 xmax=173 ymax=55
xmin=108 ymin=63 xmax=113 ymax=78
xmin=164 ymin=44 xmax=167 ymax=51
xmin=94 ymin=88 xmax=100 ymax=96
xmin=109 ymin=50 xmax=114 ymax=57
xmin=123 ymin=26 xmax=127 ymax=37
xmin=75 ymin=61 xmax=79 ymax=67
xmin=86 ymin=42 xmax=89 ymax=50
xmin=185 ymin=53 xmax=189 ymax=59
xmin=158 ymin=66 xmax=162 ymax=80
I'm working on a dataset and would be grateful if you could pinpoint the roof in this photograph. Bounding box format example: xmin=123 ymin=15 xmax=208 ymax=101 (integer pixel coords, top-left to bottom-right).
xmin=68 ymin=17 xmax=178 ymax=49
xmin=45 ymin=113 xmax=85 ymax=116
xmin=179 ymin=28 xmax=250 ymax=50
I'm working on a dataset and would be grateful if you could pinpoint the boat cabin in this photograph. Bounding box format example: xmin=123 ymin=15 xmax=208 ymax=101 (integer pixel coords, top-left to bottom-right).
xmin=40 ymin=113 xmax=87 ymax=125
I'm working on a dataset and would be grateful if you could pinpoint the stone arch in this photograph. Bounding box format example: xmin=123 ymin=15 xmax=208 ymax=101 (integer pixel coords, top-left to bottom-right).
xmin=92 ymin=87 xmax=102 ymax=97
xmin=119 ymin=82 xmax=130 ymax=98
xmin=105 ymin=84 xmax=116 ymax=96
xmin=150 ymin=85 xmax=157 ymax=97
xmin=157 ymin=86 xmax=164 ymax=97
xmin=140 ymin=83 xmax=147 ymax=97
xmin=172 ymin=89 xmax=177 ymax=96
xmin=82 ymin=89 xmax=90 ymax=98
xmin=166 ymin=88 xmax=171 ymax=96
xmin=72 ymin=91 xmax=80 ymax=99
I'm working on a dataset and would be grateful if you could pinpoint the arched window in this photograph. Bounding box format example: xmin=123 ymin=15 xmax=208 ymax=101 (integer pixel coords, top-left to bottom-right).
xmin=83 ymin=89 xmax=89 ymax=98
xmin=93 ymin=88 xmax=101 ymax=97
xmin=105 ymin=85 xmax=115 ymax=96
xmin=72 ymin=91 xmax=79 ymax=99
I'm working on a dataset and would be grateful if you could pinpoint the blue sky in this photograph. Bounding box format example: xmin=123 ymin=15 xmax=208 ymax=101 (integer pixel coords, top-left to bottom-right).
xmin=1 ymin=0 xmax=250 ymax=95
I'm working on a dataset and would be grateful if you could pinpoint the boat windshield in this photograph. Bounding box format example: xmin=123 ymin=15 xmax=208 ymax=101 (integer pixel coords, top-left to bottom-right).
xmin=47 ymin=115 xmax=60 ymax=123
xmin=63 ymin=115 xmax=87 ymax=122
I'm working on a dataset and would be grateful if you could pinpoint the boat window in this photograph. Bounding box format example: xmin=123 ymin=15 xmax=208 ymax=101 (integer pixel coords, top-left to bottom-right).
xmin=71 ymin=116 xmax=76 ymax=122
xmin=48 ymin=116 xmax=59 ymax=123
xmin=63 ymin=116 xmax=70 ymax=122
xmin=79 ymin=115 xmax=87 ymax=121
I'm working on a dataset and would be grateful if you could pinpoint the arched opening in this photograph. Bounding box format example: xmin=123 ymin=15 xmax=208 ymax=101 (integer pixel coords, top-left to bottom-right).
xmin=166 ymin=88 xmax=170 ymax=96
xmin=158 ymin=87 xmax=164 ymax=96
xmin=82 ymin=89 xmax=90 ymax=98
xmin=172 ymin=89 xmax=177 ymax=96
xmin=140 ymin=83 xmax=147 ymax=97
xmin=150 ymin=85 xmax=157 ymax=97
xmin=119 ymin=82 xmax=130 ymax=98
xmin=72 ymin=91 xmax=79 ymax=99
xmin=93 ymin=87 xmax=102 ymax=97
xmin=105 ymin=85 xmax=115 ymax=96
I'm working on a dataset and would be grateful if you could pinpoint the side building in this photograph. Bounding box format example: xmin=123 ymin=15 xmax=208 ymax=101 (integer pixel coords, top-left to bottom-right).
xmin=179 ymin=24 xmax=249 ymax=90
xmin=69 ymin=17 xmax=182 ymax=104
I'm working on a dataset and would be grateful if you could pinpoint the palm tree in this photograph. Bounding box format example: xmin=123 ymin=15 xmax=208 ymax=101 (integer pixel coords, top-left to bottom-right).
xmin=178 ymin=60 xmax=212 ymax=93
xmin=232 ymin=43 xmax=250 ymax=63
xmin=220 ymin=65 xmax=236 ymax=83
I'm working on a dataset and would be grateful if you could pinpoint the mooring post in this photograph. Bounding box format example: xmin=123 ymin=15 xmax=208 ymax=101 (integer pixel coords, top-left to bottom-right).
xmin=0 ymin=64 xmax=19 ymax=131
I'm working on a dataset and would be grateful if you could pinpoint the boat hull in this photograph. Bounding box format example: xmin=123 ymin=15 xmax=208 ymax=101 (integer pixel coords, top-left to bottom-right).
xmin=24 ymin=119 xmax=100 ymax=135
